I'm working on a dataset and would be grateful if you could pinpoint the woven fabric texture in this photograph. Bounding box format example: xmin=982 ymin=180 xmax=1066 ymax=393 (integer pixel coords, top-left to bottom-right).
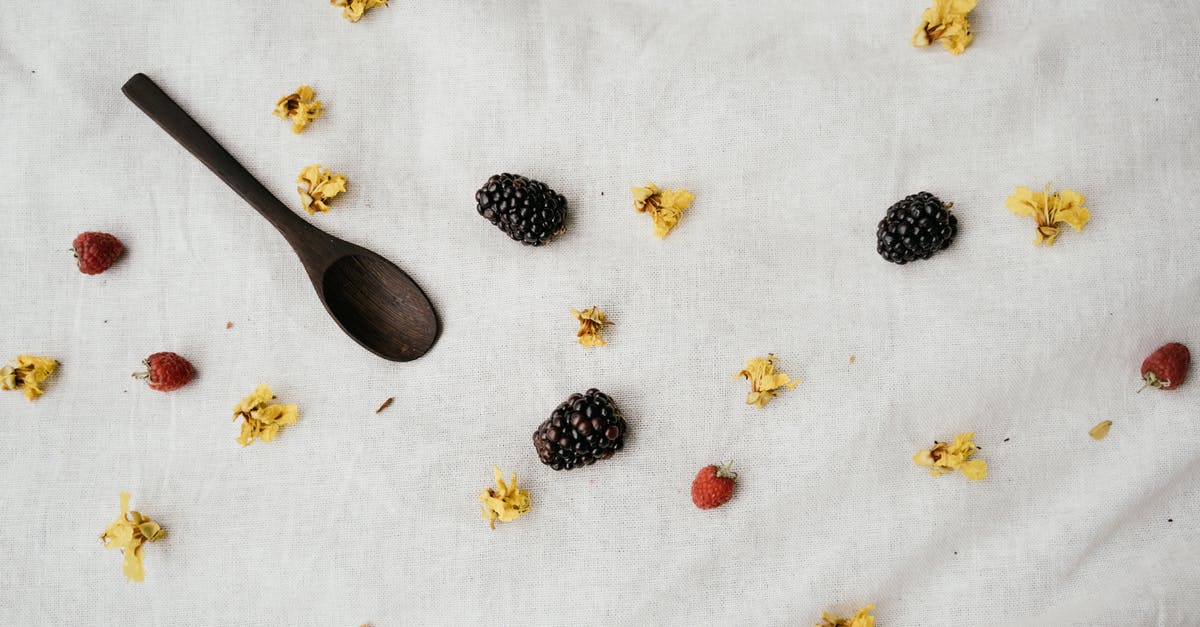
xmin=1 ymin=1 xmax=1198 ymax=625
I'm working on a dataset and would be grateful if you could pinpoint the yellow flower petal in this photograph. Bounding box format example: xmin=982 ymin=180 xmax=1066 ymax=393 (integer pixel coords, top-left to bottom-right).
xmin=273 ymin=86 xmax=324 ymax=133
xmin=1089 ymin=420 xmax=1113 ymax=440
xmin=571 ymin=306 xmax=611 ymax=347
xmin=912 ymin=0 xmax=976 ymax=55
xmin=632 ymin=183 xmax=695 ymax=238
xmin=332 ymin=0 xmax=388 ymax=22
xmin=479 ymin=466 xmax=530 ymax=529
xmin=1004 ymin=186 xmax=1041 ymax=218
xmin=1007 ymin=184 xmax=1090 ymax=246
xmin=734 ymin=354 xmax=800 ymax=409
xmin=816 ymin=604 xmax=876 ymax=627
xmin=296 ymin=165 xmax=348 ymax=214
xmin=1055 ymin=205 xmax=1091 ymax=232
xmin=1 ymin=355 xmax=59 ymax=401
xmin=914 ymin=432 xmax=987 ymax=480
xmin=233 ymin=384 xmax=299 ymax=446
xmin=100 ymin=492 xmax=165 ymax=583
xmin=960 ymin=458 xmax=988 ymax=480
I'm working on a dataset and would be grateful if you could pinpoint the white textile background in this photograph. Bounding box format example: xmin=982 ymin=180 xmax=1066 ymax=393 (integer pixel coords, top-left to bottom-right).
xmin=2 ymin=1 xmax=1199 ymax=625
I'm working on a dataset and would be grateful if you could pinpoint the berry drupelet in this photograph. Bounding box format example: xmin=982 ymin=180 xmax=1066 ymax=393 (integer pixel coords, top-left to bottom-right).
xmin=475 ymin=173 xmax=567 ymax=246
xmin=533 ymin=389 xmax=627 ymax=470
xmin=876 ymin=192 xmax=958 ymax=264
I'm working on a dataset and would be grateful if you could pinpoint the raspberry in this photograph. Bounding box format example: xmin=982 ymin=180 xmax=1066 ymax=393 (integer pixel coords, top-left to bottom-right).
xmin=691 ymin=462 xmax=737 ymax=510
xmin=72 ymin=232 xmax=124 ymax=275
xmin=1140 ymin=343 xmax=1190 ymax=392
xmin=134 ymin=352 xmax=194 ymax=392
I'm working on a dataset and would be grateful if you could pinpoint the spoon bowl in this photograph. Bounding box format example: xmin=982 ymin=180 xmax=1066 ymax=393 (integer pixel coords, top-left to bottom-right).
xmin=321 ymin=253 xmax=438 ymax=361
xmin=122 ymin=73 xmax=439 ymax=362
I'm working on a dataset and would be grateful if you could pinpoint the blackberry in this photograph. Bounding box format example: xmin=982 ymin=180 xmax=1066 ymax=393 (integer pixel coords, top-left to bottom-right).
xmin=876 ymin=192 xmax=958 ymax=264
xmin=533 ymin=389 xmax=627 ymax=470
xmin=475 ymin=173 xmax=567 ymax=246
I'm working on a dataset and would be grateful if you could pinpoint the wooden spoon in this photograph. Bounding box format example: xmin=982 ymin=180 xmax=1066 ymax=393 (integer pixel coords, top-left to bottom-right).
xmin=122 ymin=73 xmax=438 ymax=362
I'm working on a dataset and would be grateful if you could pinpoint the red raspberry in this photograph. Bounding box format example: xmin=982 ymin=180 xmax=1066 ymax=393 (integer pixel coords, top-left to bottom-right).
xmin=134 ymin=352 xmax=195 ymax=392
xmin=72 ymin=232 xmax=124 ymax=275
xmin=691 ymin=461 xmax=737 ymax=510
xmin=1140 ymin=343 xmax=1190 ymax=392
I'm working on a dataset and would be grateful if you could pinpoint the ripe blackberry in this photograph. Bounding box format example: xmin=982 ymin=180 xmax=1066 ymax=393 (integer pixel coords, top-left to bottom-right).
xmin=475 ymin=173 xmax=567 ymax=246
xmin=876 ymin=192 xmax=958 ymax=264
xmin=533 ymin=389 xmax=627 ymax=470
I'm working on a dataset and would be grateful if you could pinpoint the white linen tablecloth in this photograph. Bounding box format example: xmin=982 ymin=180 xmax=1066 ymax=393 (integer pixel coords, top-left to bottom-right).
xmin=2 ymin=2 xmax=1199 ymax=625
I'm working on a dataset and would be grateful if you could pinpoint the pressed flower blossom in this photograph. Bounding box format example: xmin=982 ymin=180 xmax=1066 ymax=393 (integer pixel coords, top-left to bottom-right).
xmin=332 ymin=0 xmax=388 ymax=23
xmin=1089 ymin=420 xmax=1113 ymax=440
xmin=817 ymin=604 xmax=876 ymax=627
xmin=233 ymin=383 xmax=299 ymax=446
xmin=273 ymin=86 xmax=323 ymax=134
xmin=912 ymin=0 xmax=977 ymax=55
xmin=733 ymin=354 xmax=800 ymax=408
xmin=296 ymin=165 xmax=348 ymax=214
xmin=0 ymin=355 xmax=59 ymax=401
xmin=100 ymin=492 xmax=165 ymax=583
xmin=632 ymin=183 xmax=696 ymax=239
xmin=1005 ymin=184 xmax=1090 ymax=246
xmin=479 ymin=466 xmax=531 ymax=529
xmin=571 ymin=306 xmax=612 ymax=347
xmin=914 ymin=432 xmax=988 ymax=480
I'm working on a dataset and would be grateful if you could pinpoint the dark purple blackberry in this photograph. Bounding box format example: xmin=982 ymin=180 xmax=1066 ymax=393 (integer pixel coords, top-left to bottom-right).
xmin=475 ymin=173 xmax=567 ymax=246
xmin=533 ymin=389 xmax=626 ymax=470
xmin=876 ymin=192 xmax=958 ymax=264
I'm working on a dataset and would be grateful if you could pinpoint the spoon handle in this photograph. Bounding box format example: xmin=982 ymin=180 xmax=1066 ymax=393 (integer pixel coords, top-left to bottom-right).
xmin=121 ymin=73 xmax=315 ymax=246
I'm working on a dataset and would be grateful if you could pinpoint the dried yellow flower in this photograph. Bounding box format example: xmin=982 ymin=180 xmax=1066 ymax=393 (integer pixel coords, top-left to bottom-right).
xmin=1089 ymin=420 xmax=1113 ymax=440
xmin=571 ymin=306 xmax=611 ymax=347
xmin=733 ymin=354 xmax=800 ymax=408
xmin=1006 ymin=184 xmax=1091 ymax=246
xmin=0 ymin=355 xmax=59 ymax=401
xmin=914 ymin=432 xmax=988 ymax=480
xmin=332 ymin=0 xmax=388 ymax=23
xmin=632 ymin=183 xmax=696 ymax=239
xmin=273 ymin=86 xmax=324 ymax=134
xmin=233 ymin=383 xmax=299 ymax=446
xmin=297 ymin=164 xmax=348 ymax=215
xmin=912 ymin=0 xmax=976 ymax=55
xmin=100 ymin=492 xmax=165 ymax=583
xmin=479 ymin=466 xmax=531 ymax=529
xmin=817 ymin=604 xmax=876 ymax=627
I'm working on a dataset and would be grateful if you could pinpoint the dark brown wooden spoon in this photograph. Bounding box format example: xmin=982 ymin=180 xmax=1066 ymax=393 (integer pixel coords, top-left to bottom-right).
xmin=122 ymin=73 xmax=438 ymax=362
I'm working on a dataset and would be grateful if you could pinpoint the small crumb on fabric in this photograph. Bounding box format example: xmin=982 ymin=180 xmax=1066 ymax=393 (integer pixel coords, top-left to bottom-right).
xmin=375 ymin=397 xmax=394 ymax=414
xmin=225 ymin=322 xmax=234 ymax=329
